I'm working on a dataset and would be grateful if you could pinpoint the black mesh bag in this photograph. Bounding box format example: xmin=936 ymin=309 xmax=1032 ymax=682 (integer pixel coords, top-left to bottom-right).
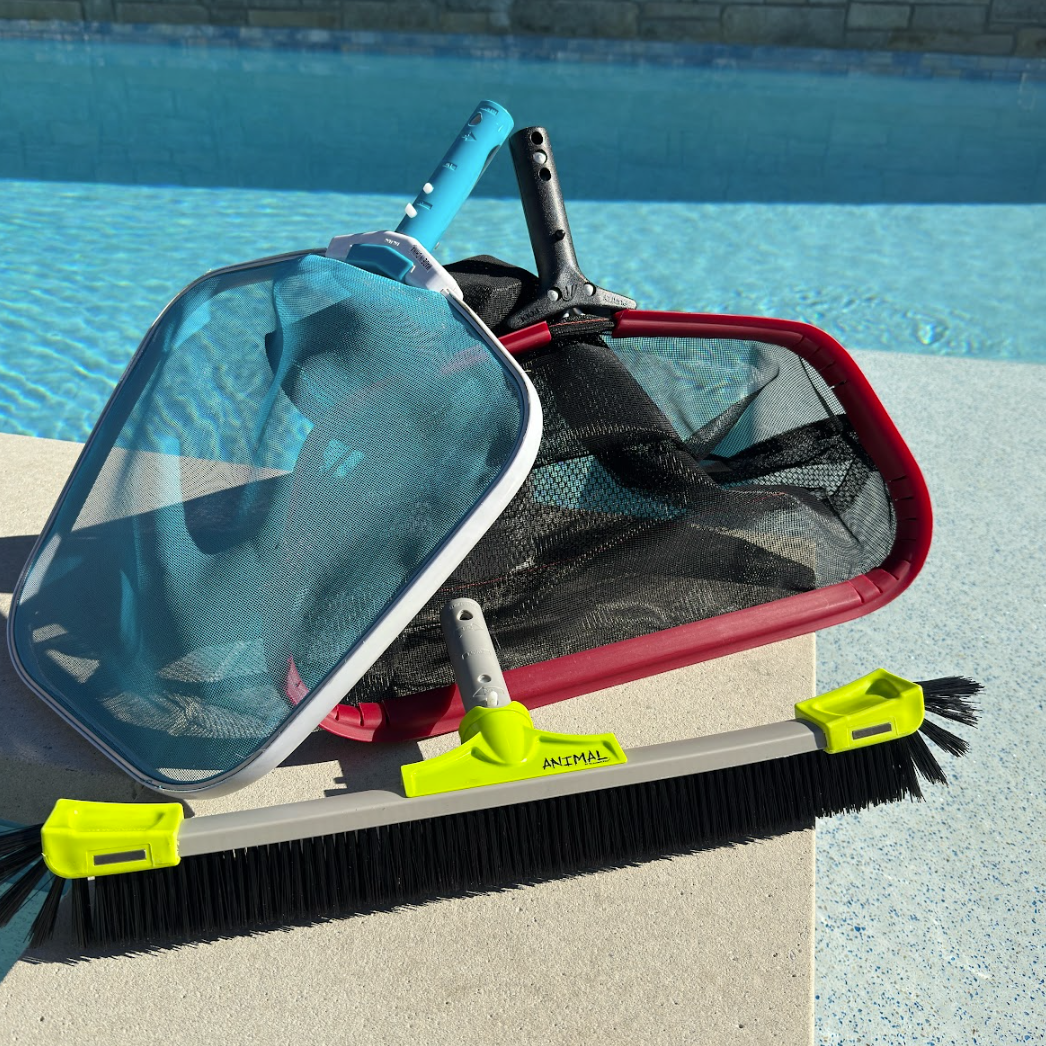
xmin=323 ymin=251 xmax=928 ymax=742
xmin=320 ymin=126 xmax=929 ymax=741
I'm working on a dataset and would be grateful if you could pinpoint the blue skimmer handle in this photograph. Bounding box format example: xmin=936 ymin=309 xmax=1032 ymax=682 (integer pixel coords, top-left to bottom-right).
xmin=395 ymin=100 xmax=513 ymax=251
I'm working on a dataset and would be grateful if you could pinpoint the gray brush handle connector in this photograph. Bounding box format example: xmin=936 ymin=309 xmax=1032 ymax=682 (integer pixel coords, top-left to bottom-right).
xmin=440 ymin=599 xmax=510 ymax=712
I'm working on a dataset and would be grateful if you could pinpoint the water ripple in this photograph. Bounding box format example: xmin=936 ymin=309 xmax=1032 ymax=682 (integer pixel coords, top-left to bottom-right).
xmin=1 ymin=184 xmax=1044 ymax=441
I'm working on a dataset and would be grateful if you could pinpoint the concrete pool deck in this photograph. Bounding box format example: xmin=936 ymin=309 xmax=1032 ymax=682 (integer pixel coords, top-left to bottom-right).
xmin=811 ymin=349 xmax=1046 ymax=1045
xmin=0 ymin=431 xmax=816 ymax=1045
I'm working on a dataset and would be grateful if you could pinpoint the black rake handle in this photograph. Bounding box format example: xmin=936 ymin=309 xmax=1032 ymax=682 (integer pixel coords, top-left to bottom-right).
xmin=505 ymin=126 xmax=635 ymax=330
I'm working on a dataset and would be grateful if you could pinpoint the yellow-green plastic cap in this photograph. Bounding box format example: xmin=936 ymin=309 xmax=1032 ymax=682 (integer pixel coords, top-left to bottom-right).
xmin=402 ymin=702 xmax=626 ymax=797
xmin=795 ymin=669 xmax=924 ymax=754
xmin=41 ymin=799 xmax=183 ymax=879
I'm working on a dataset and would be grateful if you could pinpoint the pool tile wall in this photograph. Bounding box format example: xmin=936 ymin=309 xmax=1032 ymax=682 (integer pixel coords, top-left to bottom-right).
xmin=0 ymin=0 xmax=1045 ymax=57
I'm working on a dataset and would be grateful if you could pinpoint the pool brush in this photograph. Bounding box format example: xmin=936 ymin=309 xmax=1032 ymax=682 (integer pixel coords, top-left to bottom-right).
xmin=1 ymin=599 xmax=979 ymax=953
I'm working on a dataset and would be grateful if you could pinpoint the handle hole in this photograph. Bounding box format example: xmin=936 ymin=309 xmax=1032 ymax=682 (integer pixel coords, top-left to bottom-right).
xmin=458 ymin=609 xmax=473 ymax=620
xmin=539 ymin=168 xmax=552 ymax=181
xmin=551 ymin=229 xmax=565 ymax=242
xmin=530 ymin=131 xmax=544 ymax=145
xmin=478 ymin=674 xmax=492 ymax=683
xmin=469 ymin=112 xmax=483 ymax=125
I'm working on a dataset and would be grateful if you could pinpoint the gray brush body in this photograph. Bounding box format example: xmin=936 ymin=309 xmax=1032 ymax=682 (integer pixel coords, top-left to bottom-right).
xmin=177 ymin=719 xmax=824 ymax=857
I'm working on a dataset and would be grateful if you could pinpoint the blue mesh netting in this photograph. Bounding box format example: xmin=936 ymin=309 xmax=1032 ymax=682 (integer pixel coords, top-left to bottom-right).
xmin=11 ymin=253 xmax=526 ymax=786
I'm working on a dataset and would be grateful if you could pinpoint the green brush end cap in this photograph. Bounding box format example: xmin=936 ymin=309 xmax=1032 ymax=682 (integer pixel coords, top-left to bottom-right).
xmin=41 ymin=799 xmax=184 ymax=879
xmin=795 ymin=669 xmax=924 ymax=754
xmin=401 ymin=702 xmax=627 ymax=797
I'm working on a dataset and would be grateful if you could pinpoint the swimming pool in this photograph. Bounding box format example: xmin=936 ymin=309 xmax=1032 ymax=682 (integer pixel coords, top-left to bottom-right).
xmin=1 ymin=26 xmax=1045 ymax=1043
xmin=1 ymin=34 xmax=1045 ymax=443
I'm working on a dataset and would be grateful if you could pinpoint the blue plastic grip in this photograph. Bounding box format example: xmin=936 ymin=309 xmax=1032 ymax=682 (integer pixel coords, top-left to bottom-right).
xmin=395 ymin=100 xmax=513 ymax=250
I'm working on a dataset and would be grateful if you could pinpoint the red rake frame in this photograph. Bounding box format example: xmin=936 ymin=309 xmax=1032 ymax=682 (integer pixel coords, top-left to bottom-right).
xmin=318 ymin=308 xmax=930 ymax=743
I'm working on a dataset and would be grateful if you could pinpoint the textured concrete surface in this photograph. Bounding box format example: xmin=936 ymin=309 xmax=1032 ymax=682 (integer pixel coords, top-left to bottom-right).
xmin=814 ymin=351 xmax=1046 ymax=1045
xmin=0 ymin=431 xmax=815 ymax=1045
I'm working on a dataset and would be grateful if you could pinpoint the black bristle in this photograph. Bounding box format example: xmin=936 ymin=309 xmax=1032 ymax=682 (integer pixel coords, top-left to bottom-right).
xmin=0 ymin=859 xmax=48 ymax=929
xmin=0 ymin=841 xmax=41 ymax=882
xmin=916 ymin=676 xmax=982 ymax=727
xmin=899 ymin=730 xmax=949 ymax=787
xmin=918 ymin=717 xmax=970 ymax=759
xmin=28 ymin=873 xmax=66 ymax=948
xmin=72 ymin=878 xmax=92 ymax=949
xmin=0 ymin=824 xmax=44 ymax=859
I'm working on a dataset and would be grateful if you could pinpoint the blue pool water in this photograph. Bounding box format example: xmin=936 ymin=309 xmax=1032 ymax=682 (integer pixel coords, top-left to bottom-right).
xmin=1 ymin=38 xmax=1045 ymax=443
xmin=2 ymin=28 xmax=1046 ymax=1041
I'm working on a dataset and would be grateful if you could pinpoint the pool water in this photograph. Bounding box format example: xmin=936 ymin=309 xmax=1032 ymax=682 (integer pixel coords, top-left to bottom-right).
xmin=1 ymin=38 xmax=1045 ymax=443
